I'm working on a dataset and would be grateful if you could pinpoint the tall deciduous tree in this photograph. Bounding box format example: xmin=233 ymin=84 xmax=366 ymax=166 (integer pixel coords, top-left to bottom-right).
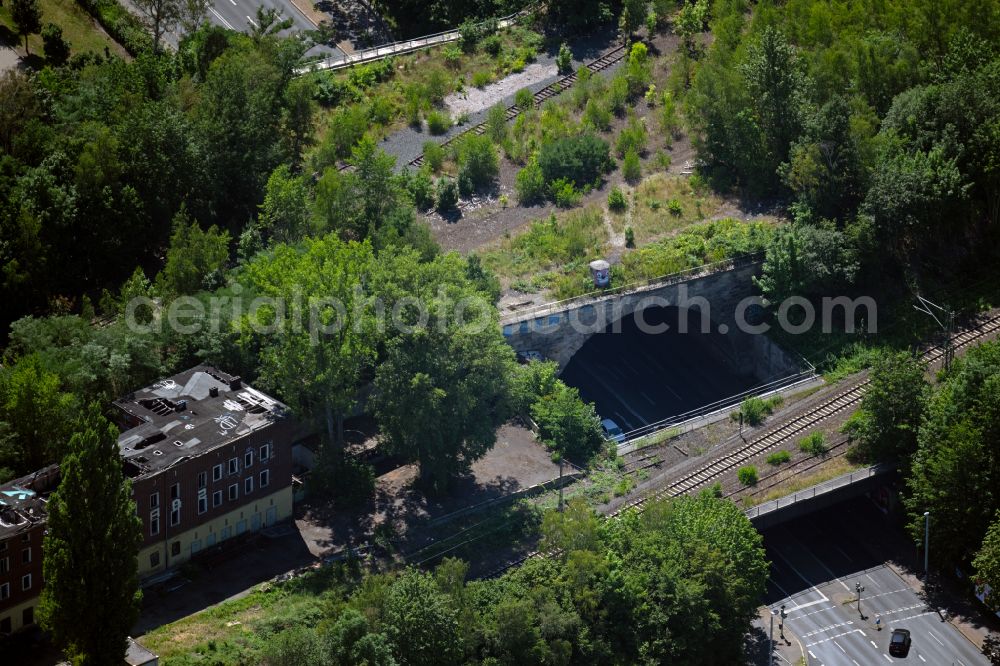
xmin=133 ymin=0 xmax=208 ymax=53
xmin=155 ymin=210 xmax=230 ymax=296
xmin=39 ymin=404 xmax=142 ymax=666
xmin=974 ymin=512 xmax=1000 ymax=611
xmin=0 ymin=354 xmax=76 ymax=475
xmin=10 ymin=0 xmax=42 ymax=53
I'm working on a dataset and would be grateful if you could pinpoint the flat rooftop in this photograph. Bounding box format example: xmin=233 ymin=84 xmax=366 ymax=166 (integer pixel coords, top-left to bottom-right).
xmin=114 ymin=366 xmax=288 ymax=479
xmin=0 ymin=466 xmax=57 ymax=540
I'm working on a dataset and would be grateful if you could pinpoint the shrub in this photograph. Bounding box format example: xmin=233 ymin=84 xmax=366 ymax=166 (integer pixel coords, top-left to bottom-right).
xmin=626 ymin=42 xmax=651 ymax=96
xmin=457 ymin=134 xmax=499 ymax=193
xmin=584 ymin=98 xmax=612 ymax=131
xmin=515 ymin=87 xmax=534 ymax=111
xmin=799 ymin=432 xmax=828 ymax=456
xmin=646 ymin=10 xmax=658 ymax=34
xmin=426 ymin=69 xmax=449 ymax=104
xmin=443 ymin=45 xmax=463 ymax=68
xmin=458 ymin=18 xmax=481 ymax=52
xmin=766 ymin=450 xmax=791 ymax=466
xmin=436 ymin=178 xmax=459 ymax=212
xmin=510 ymin=57 xmax=526 ymax=73
xmin=550 ymin=178 xmax=579 ymax=208
xmin=616 ymin=116 xmax=648 ymax=158
xmin=368 ymin=95 xmax=394 ymax=125
xmin=427 ymin=110 xmax=450 ymax=135
xmin=482 ymin=34 xmax=503 ymax=57
xmin=516 ymin=159 xmax=546 ymax=204
xmin=608 ymin=186 xmax=627 ymax=211
xmin=622 ymin=149 xmax=642 ymax=183
xmin=734 ymin=395 xmax=784 ymax=427
xmin=485 ymin=103 xmax=508 ymax=143
xmin=423 ymin=141 xmax=445 ymax=172
xmin=738 ymin=466 xmax=758 ymax=486
xmin=407 ymin=167 xmax=435 ymax=210
xmin=323 ymin=105 xmax=368 ymax=159
xmin=556 ymin=42 xmax=573 ymax=74
xmin=472 ymin=70 xmax=492 ymax=89
xmin=659 ymin=91 xmax=679 ymax=139
xmin=608 ymin=75 xmax=629 ymax=115
xmin=645 ymin=83 xmax=657 ymax=106
xmin=537 ymin=133 xmax=611 ymax=189
xmin=667 ymin=198 xmax=682 ymax=215
xmin=624 ymin=226 xmax=635 ymax=247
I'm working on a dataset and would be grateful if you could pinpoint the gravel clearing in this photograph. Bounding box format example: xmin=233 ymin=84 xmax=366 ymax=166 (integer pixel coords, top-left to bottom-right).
xmin=445 ymin=62 xmax=558 ymax=116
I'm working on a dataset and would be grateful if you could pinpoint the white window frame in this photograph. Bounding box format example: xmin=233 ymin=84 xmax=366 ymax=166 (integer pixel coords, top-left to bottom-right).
xmin=21 ymin=573 xmax=31 ymax=591
xmin=244 ymin=450 xmax=253 ymax=468
xmin=21 ymin=547 xmax=30 ymax=564
xmin=197 ymin=488 xmax=208 ymax=515
xmin=0 ymin=556 xmax=8 ymax=573
xmin=244 ymin=476 xmax=253 ymax=495
xmin=150 ymin=509 xmax=160 ymax=536
xmin=260 ymin=442 xmax=271 ymax=461
xmin=213 ymin=490 xmax=223 ymax=507
xmin=0 ymin=582 xmax=9 ymax=600
xmin=150 ymin=491 xmax=159 ymax=509
xmin=228 ymin=483 xmax=238 ymax=501
xmin=170 ymin=482 xmax=180 ymax=500
xmin=169 ymin=505 xmax=180 ymax=527
xmin=198 ymin=471 xmax=207 ymax=489
xmin=228 ymin=457 xmax=239 ymax=475
xmin=213 ymin=464 xmax=223 ymax=482
xmin=259 ymin=469 xmax=270 ymax=489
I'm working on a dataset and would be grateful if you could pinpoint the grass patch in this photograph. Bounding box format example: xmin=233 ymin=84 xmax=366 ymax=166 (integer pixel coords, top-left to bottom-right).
xmin=0 ymin=0 xmax=123 ymax=58
xmin=798 ymin=431 xmax=828 ymax=456
xmin=738 ymin=465 xmax=759 ymax=486
xmin=766 ymin=450 xmax=791 ymax=466
xmin=482 ymin=205 xmax=608 ymax=299
xmin=746 ymin=456 xmax=858 ymax=506
xmin=731 ymin=394 xmax=784 ymax=427
xmin=628 ymin=174 xmax=729 ymax=244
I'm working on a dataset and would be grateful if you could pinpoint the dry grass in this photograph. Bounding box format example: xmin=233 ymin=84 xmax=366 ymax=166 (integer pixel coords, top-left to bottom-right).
xmin=626 ymin=173 xmax=728 ymax=245
xmin=0 ymin=0 xmax=123 ymax=59
xmin=744 ymin=456 xmax=859 ymax=507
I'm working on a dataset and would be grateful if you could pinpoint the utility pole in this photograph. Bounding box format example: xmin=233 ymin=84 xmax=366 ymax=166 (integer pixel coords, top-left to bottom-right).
xmin=914 ymin=295 xmax=955 ymax=371
xmin=769 ymin=607 xmax=778 ymax=666
xmin=924 ymin=511 xmax=930 ymax=577
xmin=856 ymin=581 xmax=865 ymax=618
xmin=558 ymin=456 xmax=564 ymax=513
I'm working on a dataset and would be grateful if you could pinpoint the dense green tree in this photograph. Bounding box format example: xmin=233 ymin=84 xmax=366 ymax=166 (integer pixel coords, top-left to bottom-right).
xmin=844 ymin=351 xmax=928 ymax=462
xmin=134 ymin=0 xmax=208 ymax=53
xmin=537 ymin=133 xmax=610 ymax=190
xmin=905 ymin=342 xmax=1000 ymax=567
xmin=39 ymin=405 xmax=143 ymax=666
xmin=383 ymin=570 xmax=462 ymax=666
xmin=755 ymin=223 xmax=859 ymax=303
xmin=0 ymin=354 xmax=76 ymax=474
xmin=456 ymin=134 xmax=499 ymax=195
xmin=974 ymin=512 xmax=1000 ymax=611
xmin=238 ymin=234 xmax=377 ymax=445
xmin=262 ymin=626 xmax=324 ymax=666
xmin=10 ymin=0 xmax=41 ymax=53
xmin=155 ymin=211 xmax=230 ymax=296
xmin=258 ymin=164 xmax=314 ymax=246
xmin=41 ymin=23 xmax=70 ymax=65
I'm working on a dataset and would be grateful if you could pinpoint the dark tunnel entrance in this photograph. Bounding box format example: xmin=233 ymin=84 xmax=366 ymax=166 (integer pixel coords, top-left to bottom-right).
xmin=559 ymin=306 xmax=762 ymax=433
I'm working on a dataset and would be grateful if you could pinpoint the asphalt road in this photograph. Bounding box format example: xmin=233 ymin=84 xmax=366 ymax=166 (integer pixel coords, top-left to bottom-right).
xmin=758 ymin=499 xmax=989 ymax=666
xmin=160 ymin=0 xmax=343 ymax=59
xmin=559 ymin=306 xmax=761 ymax=432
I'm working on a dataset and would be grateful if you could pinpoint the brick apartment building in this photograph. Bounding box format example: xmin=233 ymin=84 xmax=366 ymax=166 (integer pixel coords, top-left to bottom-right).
xmin=0 ymin=366 xmax=300 ymax=635
xmin=113 ymin=366 xmax=299 ymax=578
xmin=0 ymin=466 xmax=59 ymax=635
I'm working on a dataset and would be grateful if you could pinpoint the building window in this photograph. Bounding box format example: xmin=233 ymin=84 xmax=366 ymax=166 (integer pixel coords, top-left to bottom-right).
xmin=244 ymin=476 xmax=253 ymax=495
xmin=171 ymin=541 xmax=180 ymax=557
xmin=0 ymin=539 xmax=6 ymax=551
xmin=259 ymin=469 xmax=270 ymax=489
xmin=21 ymin=533 xmax=29 ymax=543
xmin=0 ymin=616 xmax=10 ymax=634
xmin=198 ymin=471 xmax=207 ymax=489
xmin=150 ymin=509 xmax=160 ymax=536
xmin=244 ymin=450 xmax=253 ymax=468
xmin=150 ymin=491 xmax=159 ymax=509
xmin=197 ymin=489 xmax=207 ymax=515
xmin=0 ymin=556 xmax=7 ymax=573
xmin=150 ymin=552 xmax=160 ymax=568
xmin=170 ymin=505 xmax=180 ymax=527
xmin=213 ymin=463 xmax=223 ymax=482
xmin=213 ymin=490 xmax=223 ymax=507
xmin=260 ymin=442 xmax=271 ymax=461
xmin=22 ymin=606 xmax=33 ymax=627
xmin=228 ymin=483 xmax=238 ymax=501
xmin=21 ymin=573 xmax=31 ymax=591
xmin=21 ymin=547 xmax=30 ymax=564
xmin=170 ymin=482 xmax=180 ymax=500
xmin=228 ymin=457 xmax=239 ymax=475
xmin=0 ymin=582 xmax=8 ymax=600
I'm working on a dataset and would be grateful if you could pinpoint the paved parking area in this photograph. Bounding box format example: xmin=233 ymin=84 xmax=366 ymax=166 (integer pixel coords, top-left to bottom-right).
xmin=758 ymin=499 xmax=989 ymax=666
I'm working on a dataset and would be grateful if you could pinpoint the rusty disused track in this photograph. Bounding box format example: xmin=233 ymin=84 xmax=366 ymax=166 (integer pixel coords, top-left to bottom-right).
xmin=478 ymin=312 xmax=1000 ymax=579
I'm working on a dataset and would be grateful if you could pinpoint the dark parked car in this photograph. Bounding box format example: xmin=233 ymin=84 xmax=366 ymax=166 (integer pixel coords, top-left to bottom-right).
xmin=889 ymin=628 xmax=911 ymax=656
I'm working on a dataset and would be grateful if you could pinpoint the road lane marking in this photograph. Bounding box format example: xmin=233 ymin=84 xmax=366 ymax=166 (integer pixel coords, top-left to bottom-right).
xmin=208 ymin=7 xmax=234 ymax=29
xmin=228 ymin=0 xmax=235 ymax=5
xmin=927 ymin=629 xmax=944 ymax=646
xmin=835 ymin=640 xmax=846 ymax=653
xmin=639 ymin=390 xmax=656 ymax=405
xmin=781 ymin=528 xmax=851 ymax=591
xmin=807 ymin=630 xmax=865 ymax=647
xmin=770 ymin=548 xmax=830 ymax=600
xmin=870 ymin=640 xmax=877 ymax=648
xmin=883 ymin=655 xmax=892 ymax=662
xmin=786 ymin=598 xmax=828 ymax=612
xmin=852 ymin=660 xmax=860 ymax=666
xmin=802 ymin=620 xmax=853 ymax=638
xmin=918 ymin=655 xmax=926 ymax=662
xmin=835 ymin=545 xmax=853 ymax=562
xmin=246 ymin=15 xmax=258 ymax=27
xmin=808 ymin=651 xmax=817 ymax=659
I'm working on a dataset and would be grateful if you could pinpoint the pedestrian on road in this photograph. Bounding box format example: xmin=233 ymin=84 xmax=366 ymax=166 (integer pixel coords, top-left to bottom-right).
xmin=875 ymin=614 xmax=881 ymax=631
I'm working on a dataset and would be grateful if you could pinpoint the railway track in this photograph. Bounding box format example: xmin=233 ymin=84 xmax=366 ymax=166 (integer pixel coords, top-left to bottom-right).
xmin=406 ymin=44 xmax=628 ymax=170
xmin=479 ymin=311 xmax=1000 ymax=579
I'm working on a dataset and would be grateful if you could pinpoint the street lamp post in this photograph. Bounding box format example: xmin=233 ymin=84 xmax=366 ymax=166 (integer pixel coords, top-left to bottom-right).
xmin=856 ymin=582 xmax=865 ymax=618
xmin=769 ymin=608 xmax=779 ymax=666
xmin=924 ymin=511 xmax=930 ymax=577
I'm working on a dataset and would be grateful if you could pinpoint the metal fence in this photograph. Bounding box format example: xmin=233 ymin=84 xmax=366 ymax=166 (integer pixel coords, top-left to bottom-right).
xmin=744 ymin=462 xmax=894 ymax=520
